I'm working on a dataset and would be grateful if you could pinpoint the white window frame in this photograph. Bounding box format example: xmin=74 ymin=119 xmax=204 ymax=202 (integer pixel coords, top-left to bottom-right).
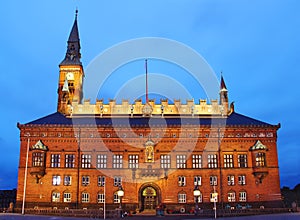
xmin=63 ymin=192 xmax=71 ymax=203
xmin=192 ymin=154 xmax=202 ymax=168
xmin=113 ymin=155 xmax=123 ymax=169
xmin=176 ymin=155 xmax=186 ymax=169
xmin=210 ymin=175 xmax=217 ymax=186
xmin=129 ymin=155 xmax=139 ymax=169
xmin=208 ymin=154 xmax=218 ymax=168
xmin=82 ymin=192 xmax=90 ymax=203
xmin=81 ymin=154 xmax=92 ymax=168
xmin=228 ymin=192 xmax=236 ymax=202
xmin=97 ymin=154 xmax=107 ymax=169
xmin=224 ymin=154 xmax=234 ymax=168
xmin=227 ymin=175 xmax=235 ymax=186
xmin=82 ymin=175 xmax=90 ymax=186
xmin=194 ymin=176 xmax=202 ymax=186
xmin=97 ymin=193 xmax=105 ymax=203
xmin=238 ymin=175 xmax=246 ymax=185
xmin=52 ymin=192 xmax=60 ymax=202
xmin=178 ymin=193 xmax=186 ymax=203
xmin=178 ymin=176 xmax=186 ymax=186
xmin=52 ymin=175 xmax=61 ymax=186
xmin=239 ymin=191 xmax=247 ymax=202
xmin=160 ymin=155 xmax=171 ymax=169
xmin=114 ymin=176 xmax=122 ymax=186
xmin=98 ymin=176 xmax=105 ymax=187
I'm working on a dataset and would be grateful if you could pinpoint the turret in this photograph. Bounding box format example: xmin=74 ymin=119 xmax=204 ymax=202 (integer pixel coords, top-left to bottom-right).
xmin=219 ymin=75 xmax=228 ymax=115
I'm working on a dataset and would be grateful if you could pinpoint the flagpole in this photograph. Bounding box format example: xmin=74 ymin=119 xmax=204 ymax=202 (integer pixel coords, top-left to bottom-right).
xmin=104 ymin=180 xmax=106 ymax=219
xmin=22 ymin=134 xmax=30 ymax=215
xmin=145 ymin=59 xmax=149 ymax=103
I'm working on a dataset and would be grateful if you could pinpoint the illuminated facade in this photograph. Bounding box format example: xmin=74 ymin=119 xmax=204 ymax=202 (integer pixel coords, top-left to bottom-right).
xmin=16 ymin=13 xmax=282 ymax=213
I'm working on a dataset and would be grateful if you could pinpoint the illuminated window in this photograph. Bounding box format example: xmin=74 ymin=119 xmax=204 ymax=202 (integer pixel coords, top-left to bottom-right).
xmin=113 ymin=155 xmax=123 ymax=168
xmin=32 ymin=152 xmax=44 ymax=167
xmin=52 ymin=192 xmax=60 ymax=202
xmin=114 ymin=193 xmax=121 ymax=203
xmin=160 ymin=155 xmax=171 ymax=169
xmin=228 ymin=192 xmax=236 ymax=202
xmin=176 ymin=155 xmax=186 ymax=168
xmin=129 ymin=155 xmax=139 ymax=169
xmin=178 ymin=193 xmax=186 ymax=203
xmin=192 ymin=154 xmax=202 ymax=168
xmin=224 ymin=154 xmax=233 ymax=168
xmin=255 ymin=152 xmax=266 ymax=167
xmin=52 ymin=175 xmax=61 ymax=186
xmin=97 ymin=154 xmax=107 ymax=169
xmin=63 ymin=192 xmax=71 ymax=202
xmin=208 ymin=154 xmax=218 ymax=168
xmin=81 ymin=154 xmax=91 ymax=168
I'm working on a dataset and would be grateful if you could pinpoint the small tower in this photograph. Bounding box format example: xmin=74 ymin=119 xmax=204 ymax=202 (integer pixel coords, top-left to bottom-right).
xmin=219 ymin=75 xmax=228 ymax=115
xmin=57 ymin=10 xmax=84 ymax=114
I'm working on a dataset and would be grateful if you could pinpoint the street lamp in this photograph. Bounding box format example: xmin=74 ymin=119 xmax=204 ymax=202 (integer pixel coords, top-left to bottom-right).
xmin=193 ymin=185 xmax=201 ymax=215
xmin=117 ymin=185 xmax=124 ymax=217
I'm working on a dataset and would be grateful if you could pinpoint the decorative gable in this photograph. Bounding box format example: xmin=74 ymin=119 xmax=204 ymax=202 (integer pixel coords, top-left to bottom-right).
xmin=250 ymin=140 xmax=267 ymax=151
xmin=31 ymin=140 xmax=48 ymax=151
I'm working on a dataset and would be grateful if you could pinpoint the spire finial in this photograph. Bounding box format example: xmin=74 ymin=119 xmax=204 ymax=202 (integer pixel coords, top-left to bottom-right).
xmin=75 ymin=8 xmax=78 ymax=19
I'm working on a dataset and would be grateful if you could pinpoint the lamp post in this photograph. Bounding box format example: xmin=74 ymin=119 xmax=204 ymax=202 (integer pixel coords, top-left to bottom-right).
xmin=117 ymin=185 xmax=124 ymax=217
xmin=193 ymin=185 xmax=201 ymax=215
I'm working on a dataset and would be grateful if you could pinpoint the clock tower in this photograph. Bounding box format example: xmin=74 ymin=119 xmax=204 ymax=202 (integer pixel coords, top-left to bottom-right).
xmin=57 ymin=10 xmax=84 ymax=114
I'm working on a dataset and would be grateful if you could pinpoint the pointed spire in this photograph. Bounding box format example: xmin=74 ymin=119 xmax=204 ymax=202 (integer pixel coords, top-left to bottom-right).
xmin=220 ymin=73 xmax=227 ymax=91
xmin=145 ymin=59 xmax=149 ymax=103
xmin=60 ymin=9 xmax=82 ymax=66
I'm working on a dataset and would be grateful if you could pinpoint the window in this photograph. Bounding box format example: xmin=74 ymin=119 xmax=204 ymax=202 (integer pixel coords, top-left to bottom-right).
xmin=228 ymin=192 xmax=236 ymax=202
xmin=210 ymin=192 xmax=218 ymax=202
xmin=32 ymin=152 xmax=44 ymax=167
xmin=129 ymin=155 xmax=139 ymax=169
xmin=238 ymin=175 xmax=246 ymax=185
xmin=52 ymin=175 xmax=61 ymax=186
xmin=239 ymin=191 xmax=247 ymax=202
xmin=114 ymin=193 xmax=121 ymax=203
xmin=224 ymin=154 xmax=233 ymax=168
xmin=65 ymin=154 xmax=75 ymax=168
xmin=194 ymin=176 xmax=202 ymax=186
xmin=114 ymin=176 xmax=122 ymax=186
xmin=192 ymin=154 xmax=202 ymax=168
xmin=178 ymin=193 xmax=186 ymax=203
xmin=81 ymin=154 xmax=91 ymax=168
xmin=210 ymin=176 xmax=217 ymax=186
xmin=52 ymin=192 xmax=60 ymax=202
xmin=160 ymin=155 xmax=171 ymax=169
xmin=194 ymin=193 xmax=203 ymax=203
xmin=64 ymin=192 xmax=71 ymax=202
xmin=64 ymin=175 xmax=72 ymax=186
xmin=113 ymin=155 xmax=123 ymax=168
xmin=82 ymin=176 xmax=90 ymax=186
xmin=176 ymin=155 xmax=186 ymax=168
xmin=238 ymin=154 xmax=248 ymax=168
xmin=97 ymin=193 xmax=105 ymax=203
xmin=98 ymin=176 xmax=105 ymax=187
xmin=97 ymin=154 xmax=107 ymax=169
xmin=227 ymin=175 xmax=235 ymax=186
xmin=82 ymin=192 xmax=90 ymax=203
xmin=255 ymin=152 xmax=266 ymax=167
xmin=178 ymin=176 xmax=186 ymax=186
xmin=208 ymin=154 xmax=218 ymax=168
xmin=51 ymin=154 xmax=61 ymax=168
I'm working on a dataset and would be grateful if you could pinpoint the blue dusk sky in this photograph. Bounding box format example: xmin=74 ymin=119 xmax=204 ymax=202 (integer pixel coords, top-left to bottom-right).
xmin=0 ymin=0 xmax=299 ymax=189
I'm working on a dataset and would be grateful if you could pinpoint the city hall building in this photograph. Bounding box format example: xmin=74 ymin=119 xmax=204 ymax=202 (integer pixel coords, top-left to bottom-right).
xmin=16 ymin=13 xmax=282 ymax=213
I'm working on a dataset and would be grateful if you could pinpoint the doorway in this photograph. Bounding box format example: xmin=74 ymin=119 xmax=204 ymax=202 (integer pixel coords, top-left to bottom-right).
xmin=139 ymin=184 xmax=161 ymax=212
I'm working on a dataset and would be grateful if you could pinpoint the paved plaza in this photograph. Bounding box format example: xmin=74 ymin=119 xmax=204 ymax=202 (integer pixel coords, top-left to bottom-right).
xmin=0 ymin=213 xmax=300 ymax=220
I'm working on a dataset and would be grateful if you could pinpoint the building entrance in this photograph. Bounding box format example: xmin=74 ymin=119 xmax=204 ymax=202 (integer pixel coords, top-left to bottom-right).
xmin=141 ymin=186 xmax=157 ymax=210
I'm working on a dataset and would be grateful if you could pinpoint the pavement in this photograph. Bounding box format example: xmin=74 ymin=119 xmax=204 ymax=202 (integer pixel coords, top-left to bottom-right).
xmin=1 ymin=213 xmax=300 ymax=220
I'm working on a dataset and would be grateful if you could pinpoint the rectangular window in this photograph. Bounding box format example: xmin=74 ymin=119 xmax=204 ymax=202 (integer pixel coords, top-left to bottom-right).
xmin=238 ymin=154 xmax=248 ymax=168
xmin=113 ymin=155 xmax=123 ymax=169
xmin=178 ymin=193 xmax=186 ymax=203
xmin=82 ymin=176 xmax=90 ymax=186
xmin=51 ymin=154 xmax=61 ymax=168
xmin=227 ymin=175 xmax=235 ymax=186
xmin=97 ymin=154 xmax=107 ymax=169
xmin=194 ymin=194 xmax=203 ymax=203
xmin=114 ymin=194 xmax=120 ymax=203
xmin=64 ymin=175 xmax=72 ymax=186
xmin=228 ymin=192 xmax=236 ymax=202
xmin=52 ymin=175 xmax=61 ymax=186
xmin=97 ymin=193 xmax=105 ymax=203
xmin=178 ymin=176 xmax=186 ymax=186
xmin=82 ymin=193 xmax=90 ymax=203
xmin=256 ymin=152 xmax=266 ymax=167
xmin=176 ymin=155 xmax=186 ymax=168
xmin=81 ymin=154 xmax=92 ymax=168
xmin=98 ymin=176 xmax=105 ymax=187
xmin=239 ymin=191 xmax=247 ymax=202
xmin=192 ymin=154 xmax=202 ymax=168
xmin=32 ymin=152 xmax=44 ymax=167
xmin=210 ymin=176 xmax=217 ymax=186
xmin=160 ymin=155 xmax=171 ymax=169
xmin=114 ymin=176 xmax=122 ymax=186
xmin=194 ymin=176 xmax=202 ymax=186
xmin=208 ymin=154 xmax=218 ymax=168
xmin=52 ymin=192 xmax=60 ymax=202
xmin=129 ymin=155 xmax=139 ymax=169
xmin=224 ymin=154 xmax=234 ymax=168
xmin=65 ymin=154 xmax=75 ymax=168
xmin=238 ymin=175 xmax=246 ymax=185
xmin=210 ymin=193 xmax=218 ymax=202
xmin=64 ymin=192 xmax=71 ymax=203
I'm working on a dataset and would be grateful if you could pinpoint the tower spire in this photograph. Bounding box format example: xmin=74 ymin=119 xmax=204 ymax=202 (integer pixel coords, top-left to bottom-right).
xmin=145 ymin=59 xmax=149 ymax=103
xmin=60 ymin=9 xmax=82 ymax=66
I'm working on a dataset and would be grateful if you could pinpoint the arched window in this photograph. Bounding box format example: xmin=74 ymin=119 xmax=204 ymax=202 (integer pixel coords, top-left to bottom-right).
xmin=82 ymin=192 xmax=90 ymax=203
xmin=239 ymin=191 xmax=247 ymax=202
xmin=114 ymin=192 xmax=121 ymax=203
xmin=63 ymin=191 xmax=71 ymax=203
xmin=97 ymin=191 xmax=105 ymax=203
xmin=178 ymin=191 xmax=186 ymax=203
xmin=227 ymin=191 xmax=236 ymax=202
